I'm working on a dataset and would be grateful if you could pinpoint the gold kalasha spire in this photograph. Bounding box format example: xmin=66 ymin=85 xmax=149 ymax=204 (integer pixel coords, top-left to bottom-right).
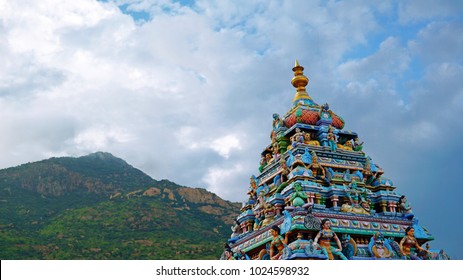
xmin=291 ymin=60 xmax=312 ymax=103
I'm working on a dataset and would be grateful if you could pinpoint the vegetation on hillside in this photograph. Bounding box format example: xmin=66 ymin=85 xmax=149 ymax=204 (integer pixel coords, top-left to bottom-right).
xmin=0 ymin=152 xmax=240 ymax=259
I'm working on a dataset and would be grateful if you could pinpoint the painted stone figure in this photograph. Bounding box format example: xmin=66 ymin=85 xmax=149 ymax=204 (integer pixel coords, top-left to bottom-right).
xmin=272 ymin=113 xmax=284 ymax=130
xmin=399 ymin=195 xmax=414 ymax=220
xmin=353 ymin=137 xmax=364 ymax=152
xmin=313 ymin=219 xmax=347 ymax=260
xmin=304 ymin=132 xmax=320 ymax=146
xmin=307 ymin=152 xmax=325 ymax=180
xmin=326 ymin=125 xmax=337 ymax=152
xmin=291 ymin=128 xmax=305 ymax=148
xmin=287 ymin=182 xmax=308 ymax=207
xmin=341 ymin=182 xmax=370 ymax=215
xmin=269 ymin=225 xmax=289 ymax=260
xmin=399 ymin=226 xmax=428 ymax=260
xmin=341 ymin=234 xmax=355 ymax=259
xmin=369 ymin=232 xmax=393 ymax=259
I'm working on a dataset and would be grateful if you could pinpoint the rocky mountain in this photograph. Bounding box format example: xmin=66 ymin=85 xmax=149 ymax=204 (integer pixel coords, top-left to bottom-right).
xmin=0 ymin=152 xmax=240 ymax=259
xmin=0 ymin=152 xmax=155 ymax=196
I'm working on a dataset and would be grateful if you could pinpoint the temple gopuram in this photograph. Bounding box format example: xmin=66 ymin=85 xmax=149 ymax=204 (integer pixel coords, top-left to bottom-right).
xmin=222 ymin=61 xmax=449 ymax=260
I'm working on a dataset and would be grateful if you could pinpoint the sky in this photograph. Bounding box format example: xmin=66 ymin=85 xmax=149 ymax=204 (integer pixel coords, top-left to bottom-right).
xmin=0 ymin=0 xmax=462 ymax=259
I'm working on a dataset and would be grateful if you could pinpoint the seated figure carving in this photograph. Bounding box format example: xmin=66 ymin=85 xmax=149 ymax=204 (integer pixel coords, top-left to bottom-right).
xmin=341 ymin=182 xmax=370 ymax=215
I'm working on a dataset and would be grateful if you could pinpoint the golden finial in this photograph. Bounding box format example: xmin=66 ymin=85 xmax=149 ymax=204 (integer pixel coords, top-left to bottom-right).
xmin=291 ymin=60 xmax=312 ymax=103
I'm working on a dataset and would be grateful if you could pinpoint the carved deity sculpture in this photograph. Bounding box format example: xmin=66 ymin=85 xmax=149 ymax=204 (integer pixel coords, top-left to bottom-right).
xmin=304 ymin=132 xmax=320 ymax=146
xmin=341 ymin=182 xmax=370 ymax=215
xmin=318 ymin=103 xmax=333 ymax=123
xmin=287 ymin=182 xmax=308 ymax=207
xmin=341 ymin=234 xmax=356 ymax=259
xmin=313 ymin=219 xmax=347 ymax=260
xmin=272 ymin=113 xmax=284 ymax=130
xmin=307 ymin=151 xmax=325 ymax=180
xmin=272 ymin=142 xmax=281 ymax=161
xmin=269 ymin=225 xmax=289 ymax=260
xmin=399 ymin=195 xmax=414 ymax=220
xmin=337 ymin=139 xmax=353 ymax=151
xmin=399 ymin=226 xmax=429 ymax=260
xmin=247 ymin=175 xmax=258 ymax=201
xmin=369 ymin=232 xmax=393 ymax=259
xmin=326 ymin=125 xmax=337 ymax=152
xmin=230 ymin=219 xmax=243 ymax=238
xmin=363 ymin=158 xmax=380 ymax=186
xmin=261 ymin=203 xmax=276 ymax=227
xmin=291 ymin=128 xmax=305 ymax=148
xmin=353 ymin=137 xmax=364 ymax=152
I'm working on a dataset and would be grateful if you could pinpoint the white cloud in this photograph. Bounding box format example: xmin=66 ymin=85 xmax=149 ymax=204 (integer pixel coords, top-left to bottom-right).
xmin=398 ymin=0 xmax=463 ymax=23
xmin=72 ymin=125 xmax=135 ymax=151
xmin=338 ymin=37 xmax=410 ymax=82
xmin=396 ymin=121 xmax=438 ymax=144
xmin=202 ymin=163 xmax=245 ymax=200
xmin=409 ymin=21 xmax=463 ymax=65
xmin=209 ymin=134 xmax=242 ymax=158
xmin=176 ymin=127 xmax=242 ymax=158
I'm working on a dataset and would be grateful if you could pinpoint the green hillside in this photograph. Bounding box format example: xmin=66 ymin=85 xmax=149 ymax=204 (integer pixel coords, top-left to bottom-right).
xmin=0 ymin=152 xmax=240 ymax=259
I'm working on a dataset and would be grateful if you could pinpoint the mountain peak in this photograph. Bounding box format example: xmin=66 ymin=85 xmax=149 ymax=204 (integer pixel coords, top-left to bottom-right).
xmin=83 ymin=151 xmax=122 ymax=161
xmin=85 ymin=151 xmax=117 ymax=158
xmin=0 ymin=152 xmax=156 ymax=196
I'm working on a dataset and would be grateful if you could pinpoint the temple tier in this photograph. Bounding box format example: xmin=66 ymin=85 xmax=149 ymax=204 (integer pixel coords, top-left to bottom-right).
xmin=222 ymin=61 xmax=449 ymax=260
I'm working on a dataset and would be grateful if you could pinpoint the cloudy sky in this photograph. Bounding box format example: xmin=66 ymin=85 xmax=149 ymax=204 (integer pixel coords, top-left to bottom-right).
xmin=1 ymin=0 xmax=462 ymax=258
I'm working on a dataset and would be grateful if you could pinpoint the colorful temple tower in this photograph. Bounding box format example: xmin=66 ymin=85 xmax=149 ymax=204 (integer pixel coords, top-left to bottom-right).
xmin=223 ymin=61 xmax=449 ymax=260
